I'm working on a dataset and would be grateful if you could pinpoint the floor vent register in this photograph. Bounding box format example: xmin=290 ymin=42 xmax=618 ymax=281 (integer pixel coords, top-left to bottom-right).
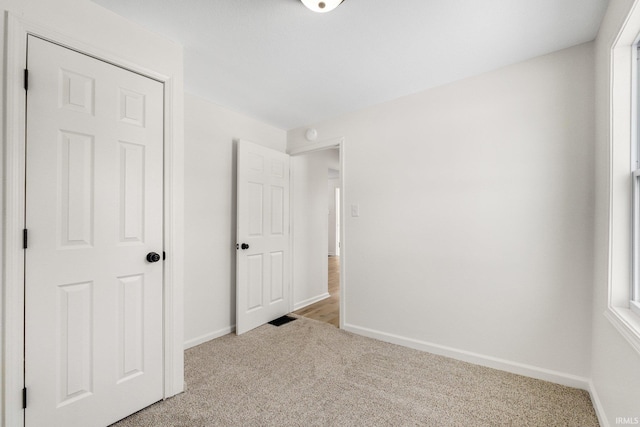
xmin=268 ymin=315 xmax=297 ymax=327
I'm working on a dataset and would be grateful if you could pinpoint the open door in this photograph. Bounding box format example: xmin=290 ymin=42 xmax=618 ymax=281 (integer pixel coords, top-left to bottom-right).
xmin=236 ymin=140 xmax=290 ymax=334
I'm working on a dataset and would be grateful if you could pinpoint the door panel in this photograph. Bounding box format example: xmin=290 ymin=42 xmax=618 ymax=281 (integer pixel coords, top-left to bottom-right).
xmin=25 ymin=36 xmax=164 ymax=427
xmin=270 ymin=252 xmax=284 ymax=302
xmin=59 ymin=130 xmax=94 ymax=248
xmin=236 ymin=140 xmax=290 ymax=334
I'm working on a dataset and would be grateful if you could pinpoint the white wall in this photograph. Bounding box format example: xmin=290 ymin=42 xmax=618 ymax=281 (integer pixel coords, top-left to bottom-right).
xmin=591 ymin=0 xmax=640 ymax=425
xmin=326 ymin=150 xmax=340 ymax=256
xmin=328 ymin=176 xmax=340 ymax=256
xmin=288 ymin=42 xmax=595 ymax=386
xmin=183 ymin=93 xmax=286 ymax=348
xmin=291 ymin=150 xmax=332 ymax=309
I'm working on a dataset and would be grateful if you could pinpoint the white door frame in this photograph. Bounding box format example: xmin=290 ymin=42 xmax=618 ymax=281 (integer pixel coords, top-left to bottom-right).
xmin=2 ymin=15 xmax=184 ymax=426
xmin=289 ymin=138 xmax=346 ymax=328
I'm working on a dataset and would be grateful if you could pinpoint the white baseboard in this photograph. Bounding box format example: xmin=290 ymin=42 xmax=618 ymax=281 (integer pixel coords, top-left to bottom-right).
xmin=293 ymin=292 xmax=330 ymax=311
xmin=343 ymin=323 xmax=590 ymax=390
xmin=588 ymin=380 xmax=610 ymax=427
xmin=183 ymin=325 xmax=235 ymax=350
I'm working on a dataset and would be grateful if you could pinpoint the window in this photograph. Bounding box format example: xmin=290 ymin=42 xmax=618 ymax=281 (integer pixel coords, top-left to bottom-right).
xmin=633 ymin=44 xmax=640 ymax=318
xmin=604 ymin=18 xmax=640 ymax=356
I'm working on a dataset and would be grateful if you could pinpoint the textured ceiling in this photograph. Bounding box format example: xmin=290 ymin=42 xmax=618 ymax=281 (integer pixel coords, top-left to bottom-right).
xmin=91 ymin=0 xmax=608 ymax=130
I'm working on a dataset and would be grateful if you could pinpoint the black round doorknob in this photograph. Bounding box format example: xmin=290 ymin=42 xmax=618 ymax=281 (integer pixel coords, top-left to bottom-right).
xmin=146 ymin=252 xmax=161 ymax=263
xmin=241 ymin=243 xmax=249 ymax=250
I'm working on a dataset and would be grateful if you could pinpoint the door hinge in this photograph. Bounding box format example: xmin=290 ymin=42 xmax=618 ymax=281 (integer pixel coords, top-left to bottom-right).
xmin=24 ymin=69 xmax=28 ymax=91
xmin=23 ymin=229 xmax=28 ymax=249
xmin=22 ymin=387 xmax=27 ymax=409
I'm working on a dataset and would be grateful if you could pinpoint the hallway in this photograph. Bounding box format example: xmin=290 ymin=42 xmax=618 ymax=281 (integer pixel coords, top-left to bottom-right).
xmin=293 ymin=256 xmax=340 ymax=327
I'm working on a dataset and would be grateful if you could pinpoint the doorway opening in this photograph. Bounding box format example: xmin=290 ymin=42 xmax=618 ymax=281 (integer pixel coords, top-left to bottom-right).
xmin=290 ymin=143 xmax=343 ymax=328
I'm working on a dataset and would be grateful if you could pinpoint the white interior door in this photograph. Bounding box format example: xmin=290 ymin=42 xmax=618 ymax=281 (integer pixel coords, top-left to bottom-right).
xmin=24 ymin=36 xmax=164 ymax=427
xmin=236 ymin=140 xmax=290 ymax=335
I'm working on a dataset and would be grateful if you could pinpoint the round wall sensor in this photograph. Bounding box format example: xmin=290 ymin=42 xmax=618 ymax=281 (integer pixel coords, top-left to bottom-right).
xmin=305 ymin=128 xmax=318 ymax=141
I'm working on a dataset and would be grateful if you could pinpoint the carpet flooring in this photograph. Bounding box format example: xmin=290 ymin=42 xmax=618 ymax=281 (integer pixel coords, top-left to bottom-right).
xmin=112 ymin=316 xmax=598 ymax=426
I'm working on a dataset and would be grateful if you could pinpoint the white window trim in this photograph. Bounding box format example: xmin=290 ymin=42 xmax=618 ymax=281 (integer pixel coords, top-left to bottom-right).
xmin=606 ymin=0 xmax=640 ymax=356
xmin=631 ymin=300 xmax=640 ymax=316
xmin=633 ymin=40 xmax=640 ymax=314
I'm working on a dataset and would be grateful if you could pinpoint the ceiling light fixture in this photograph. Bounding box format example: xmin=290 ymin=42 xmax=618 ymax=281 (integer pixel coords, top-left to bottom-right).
xmin=301 ymin=0 xmax=344 ymax=13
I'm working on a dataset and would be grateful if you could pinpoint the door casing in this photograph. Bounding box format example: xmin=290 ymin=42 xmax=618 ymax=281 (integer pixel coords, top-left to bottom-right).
xmin=2 ymin=15 xmax=184 ymax=426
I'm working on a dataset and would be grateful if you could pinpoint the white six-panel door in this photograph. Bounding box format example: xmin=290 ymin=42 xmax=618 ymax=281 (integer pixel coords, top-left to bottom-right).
xmin=25 ymin=36 xmax=164 ymax=426
xmin=236 ymin=140 xmax=291 ymax=335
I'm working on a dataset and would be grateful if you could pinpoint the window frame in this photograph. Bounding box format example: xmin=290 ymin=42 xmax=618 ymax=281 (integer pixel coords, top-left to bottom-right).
xmin=633 ymin=44 xmax=640 ymax=318
xmin=604 ymin=9 xmax=640 ymax=356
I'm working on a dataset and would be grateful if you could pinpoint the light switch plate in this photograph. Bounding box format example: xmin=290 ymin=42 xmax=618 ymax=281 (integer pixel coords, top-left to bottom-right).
xmin=351 ymin=204 xmax=360 ymax=217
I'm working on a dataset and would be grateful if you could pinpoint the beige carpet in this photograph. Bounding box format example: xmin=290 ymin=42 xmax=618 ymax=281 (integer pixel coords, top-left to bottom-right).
xmin=112 ymin=316 xmax=598 ymax=426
